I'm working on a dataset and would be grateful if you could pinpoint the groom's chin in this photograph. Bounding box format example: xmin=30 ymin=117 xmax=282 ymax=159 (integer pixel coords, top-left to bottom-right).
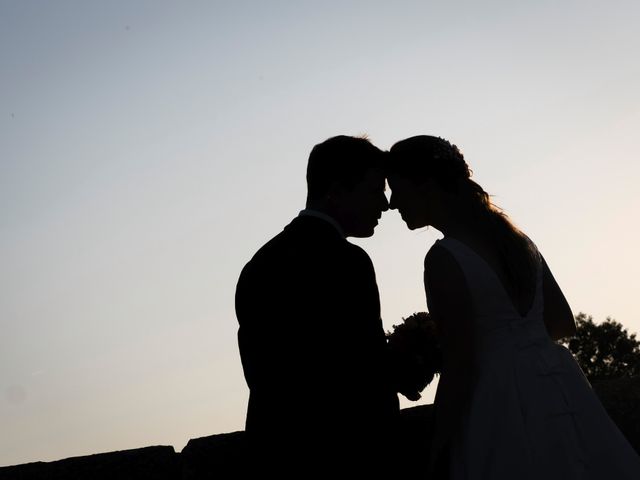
xmin=350 ymin=223 xmax=378 ymax=238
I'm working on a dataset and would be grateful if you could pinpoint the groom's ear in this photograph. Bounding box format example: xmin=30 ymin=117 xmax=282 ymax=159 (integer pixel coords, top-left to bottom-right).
xmin=326 ymin=180 xmax=349 ymax=202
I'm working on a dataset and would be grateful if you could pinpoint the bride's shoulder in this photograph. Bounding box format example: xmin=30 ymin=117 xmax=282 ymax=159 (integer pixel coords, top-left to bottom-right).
xmin=424 ymin=238 xmax=473 ymax=313
xmin=424 ymin=239 xmax=464 ymax=278
xmin=425 ymin=238 xmax=457 ymax=265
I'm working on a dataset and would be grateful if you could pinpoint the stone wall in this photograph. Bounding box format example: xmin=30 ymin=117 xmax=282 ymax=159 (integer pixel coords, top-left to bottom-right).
xmin=0 ymin=446 xmax=180 ymax=480
xmin=1 ymin=376 xmax=637 ymax=479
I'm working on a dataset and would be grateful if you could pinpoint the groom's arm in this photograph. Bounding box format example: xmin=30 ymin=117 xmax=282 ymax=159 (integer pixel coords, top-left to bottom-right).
xmin=235 ymin=258 xmax=300 ymax=392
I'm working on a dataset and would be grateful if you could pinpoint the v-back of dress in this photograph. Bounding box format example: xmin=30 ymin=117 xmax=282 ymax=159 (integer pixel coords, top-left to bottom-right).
xmin=434 ymin=237 xmax=640 ymax=480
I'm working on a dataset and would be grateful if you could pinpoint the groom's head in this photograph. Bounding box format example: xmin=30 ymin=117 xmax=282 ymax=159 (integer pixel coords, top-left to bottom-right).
xmin=306 ymin=135 xmax=389 ymax=238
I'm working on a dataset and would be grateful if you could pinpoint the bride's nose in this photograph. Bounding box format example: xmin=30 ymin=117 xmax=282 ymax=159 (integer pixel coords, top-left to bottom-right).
xmin=381 ymin=193 xmax=389 ymax=212
xmin=388 ymin=194 xmax=396 ymax=210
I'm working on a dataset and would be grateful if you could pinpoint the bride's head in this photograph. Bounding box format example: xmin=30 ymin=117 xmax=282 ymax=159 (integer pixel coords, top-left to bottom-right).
xmin=387 ymin=135 xmax=537 ymax=296
xmin=386 ymin=135 xmax=492 ymax=231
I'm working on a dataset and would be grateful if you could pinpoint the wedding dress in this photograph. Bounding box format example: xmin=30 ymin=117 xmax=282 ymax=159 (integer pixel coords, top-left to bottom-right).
xmin=434 ymin=237 xmax=640 ymax=479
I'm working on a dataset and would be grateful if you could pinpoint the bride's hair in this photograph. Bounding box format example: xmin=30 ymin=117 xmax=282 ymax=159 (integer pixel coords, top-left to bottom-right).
xmin=388 ymin=135 xmax=537 ymax=301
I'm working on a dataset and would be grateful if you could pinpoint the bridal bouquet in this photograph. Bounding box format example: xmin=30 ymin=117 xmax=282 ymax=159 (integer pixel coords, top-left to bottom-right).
xmin=387 ymin=311 xmax=442 ymax=401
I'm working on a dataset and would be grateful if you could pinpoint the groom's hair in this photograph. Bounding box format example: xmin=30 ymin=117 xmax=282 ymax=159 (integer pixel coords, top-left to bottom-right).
xmin=306 ymin=135 xmax=385 ymax=202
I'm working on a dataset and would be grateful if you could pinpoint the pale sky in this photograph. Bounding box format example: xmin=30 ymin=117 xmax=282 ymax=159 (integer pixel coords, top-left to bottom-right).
xmin=1 ymin=0 xmax=639 ymax=467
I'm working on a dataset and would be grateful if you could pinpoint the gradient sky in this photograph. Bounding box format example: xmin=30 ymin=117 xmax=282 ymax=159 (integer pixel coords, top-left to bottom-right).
xmin=2 ymin=0 xmax=639 ymax=466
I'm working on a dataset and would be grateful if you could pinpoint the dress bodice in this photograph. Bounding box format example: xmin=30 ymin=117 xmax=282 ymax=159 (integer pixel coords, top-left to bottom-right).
xmin=435 ymin=237 xmax=548 ymax=355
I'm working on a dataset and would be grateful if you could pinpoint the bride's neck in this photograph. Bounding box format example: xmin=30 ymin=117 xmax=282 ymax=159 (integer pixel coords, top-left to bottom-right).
xmin=434 ymin=204 xmax=485 ymax=241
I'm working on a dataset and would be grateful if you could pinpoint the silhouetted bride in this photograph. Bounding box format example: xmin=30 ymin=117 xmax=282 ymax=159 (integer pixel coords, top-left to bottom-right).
xmin=386 ymin=136 xmax=640 ymax=479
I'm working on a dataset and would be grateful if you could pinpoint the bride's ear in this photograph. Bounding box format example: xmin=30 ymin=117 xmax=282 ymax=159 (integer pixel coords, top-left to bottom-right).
xmin=423 ymin=178 xmax=446 ymax=203
xmin=420 ymin=178 xmax=436 ymax=196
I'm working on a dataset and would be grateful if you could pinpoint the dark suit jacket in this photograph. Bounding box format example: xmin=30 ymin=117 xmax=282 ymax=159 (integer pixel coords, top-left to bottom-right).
xmin=235 ymin=215 xmax=399 ymax=471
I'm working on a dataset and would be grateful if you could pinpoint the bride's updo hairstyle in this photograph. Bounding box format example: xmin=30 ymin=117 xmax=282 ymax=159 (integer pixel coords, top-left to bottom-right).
xmin=388 ymin=135 xmax=537 ymax=301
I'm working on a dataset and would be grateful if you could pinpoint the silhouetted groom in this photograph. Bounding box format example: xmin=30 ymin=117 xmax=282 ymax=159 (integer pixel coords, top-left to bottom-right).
xmin=235 ymin=136 xmax=399 ymax=475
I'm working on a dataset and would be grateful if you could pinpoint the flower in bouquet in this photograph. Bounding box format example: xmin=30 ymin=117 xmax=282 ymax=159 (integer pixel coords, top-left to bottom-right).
xmin=387 ymin=311 xmax=442 ymax=401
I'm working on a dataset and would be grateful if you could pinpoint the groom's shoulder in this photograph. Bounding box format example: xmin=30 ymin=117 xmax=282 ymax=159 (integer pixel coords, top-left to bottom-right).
xmin=344 ymin=240 xmax=371 ymax=258
xmin=244 ymin=225 xmax=293 ymax=265
xmin=240 ymin=217 xmax=321 ymax=266
xmin=241 ymin=217 xmax=374 ymax=269
xmin=343 ymin=241 xmax=375 ymax=271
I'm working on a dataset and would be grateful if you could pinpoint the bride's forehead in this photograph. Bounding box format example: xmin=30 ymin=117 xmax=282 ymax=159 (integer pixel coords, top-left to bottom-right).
xmin=386 ymin=173 xmax=413 ymax=188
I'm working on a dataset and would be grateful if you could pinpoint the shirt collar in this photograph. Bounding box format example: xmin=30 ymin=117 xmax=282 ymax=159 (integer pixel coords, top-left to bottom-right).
xmin=298 ymin=209 xmax=346 ymax=238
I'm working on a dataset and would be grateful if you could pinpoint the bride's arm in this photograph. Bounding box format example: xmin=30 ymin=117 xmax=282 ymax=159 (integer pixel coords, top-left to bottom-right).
xmin=424 ymin=244 xmax=475 ymax=455
xmin=541 ymin=256 xmax=576 ymax=340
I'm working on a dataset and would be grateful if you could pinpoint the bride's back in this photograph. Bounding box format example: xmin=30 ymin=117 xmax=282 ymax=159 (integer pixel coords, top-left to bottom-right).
xmin=445 ymin=225 xmax=538 ymax=318
xmin=435 ymin=236 xmax=545 ymax=350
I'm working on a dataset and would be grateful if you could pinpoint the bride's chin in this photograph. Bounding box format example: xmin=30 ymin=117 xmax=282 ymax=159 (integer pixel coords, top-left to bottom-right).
xmin=406 ymin=220 xmax=428 ymax=230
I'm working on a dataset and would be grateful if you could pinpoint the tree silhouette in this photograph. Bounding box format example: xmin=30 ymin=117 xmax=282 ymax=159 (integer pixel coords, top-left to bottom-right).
xmin=563 ymin=313 xmax=640 ymax=382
